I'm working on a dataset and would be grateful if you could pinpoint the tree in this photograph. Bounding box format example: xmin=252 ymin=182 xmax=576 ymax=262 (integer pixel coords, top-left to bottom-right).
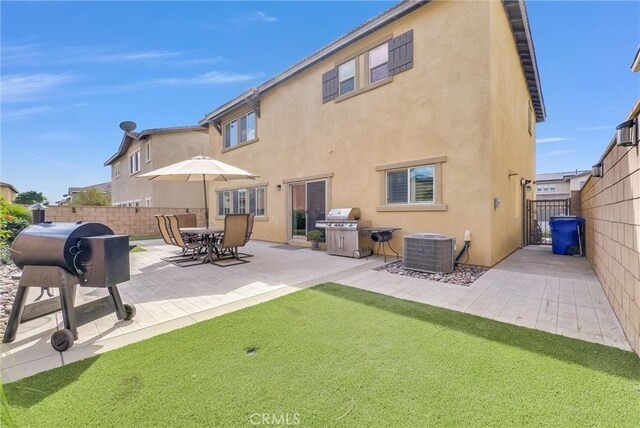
xmin=70 ymin=188 xmax=111 ymax=206
xmin=14 ymin=190 xmax=47 ymax=205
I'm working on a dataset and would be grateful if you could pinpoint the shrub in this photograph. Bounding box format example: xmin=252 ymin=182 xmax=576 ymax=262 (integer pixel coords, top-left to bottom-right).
xmin=0 ymin=243 xmax=12 ymax=265
xmin=1 ymin=197 xmax=31 ymax=244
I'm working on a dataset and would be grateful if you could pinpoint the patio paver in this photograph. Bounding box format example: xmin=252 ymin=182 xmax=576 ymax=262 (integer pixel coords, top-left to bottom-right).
xmin=340 ymin=245 xmax=631 ymax=352
xmin=1 ymin=242 xmax=632 ymax=383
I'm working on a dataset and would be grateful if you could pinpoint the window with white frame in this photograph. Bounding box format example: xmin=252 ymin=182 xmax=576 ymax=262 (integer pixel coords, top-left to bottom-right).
xmin=224 ymin=111 xmax=256 ymax=149
xmin=145 ymin=197 xmax=152 ymax=207
xmin=369 ymin=43 xmax=389 ymax=84
xmin=386 ymin=165 xmax=434 ymax=205
xmin=338 ymin=59 xmax=356 ymax=96
xmin=217 ymin=186 xmax=266 ymax=217
xmin=145 ymin=142 xmax=151 ymax=162
xmin=129 ymin=151 xmax=141 ymax=174
xmin=114 ymin=162 xmax=121 ymax=178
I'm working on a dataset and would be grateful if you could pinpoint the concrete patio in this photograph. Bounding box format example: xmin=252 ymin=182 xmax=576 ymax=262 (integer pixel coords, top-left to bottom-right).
xmin=1 ymin=241 xmax=631 ymax=383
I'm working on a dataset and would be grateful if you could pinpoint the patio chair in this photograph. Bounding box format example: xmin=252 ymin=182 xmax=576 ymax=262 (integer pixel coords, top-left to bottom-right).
xmin=166 ymin=215 xmax=208 ymax=263
xmin=212 ymin=214 xmax=250 ymax=267
xmin=237 ymin=213 xmax=255 ymax=259
xmin=155 ymin=214 xmax=176 ymax=246
xmin=174 ymin=213 xmax=197 ymax=228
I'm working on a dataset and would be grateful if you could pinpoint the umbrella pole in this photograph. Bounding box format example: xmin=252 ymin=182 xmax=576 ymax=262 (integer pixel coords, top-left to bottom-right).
xmin=202 ymin=174 xmax=209 ymax=226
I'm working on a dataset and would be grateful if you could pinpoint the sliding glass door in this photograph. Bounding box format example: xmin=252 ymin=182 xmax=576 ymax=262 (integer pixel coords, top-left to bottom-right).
xmin=290 ymin=180 xmax=326 ymax=240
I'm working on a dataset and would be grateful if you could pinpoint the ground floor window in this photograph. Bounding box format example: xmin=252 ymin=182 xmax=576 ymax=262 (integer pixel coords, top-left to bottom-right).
xmin=387 ymin=165 xmax=434 ymax=204
xmin=376 ymin=156 xmax=446 ymax=212
xmin=217 ymin=186 xmax=266 ymax=217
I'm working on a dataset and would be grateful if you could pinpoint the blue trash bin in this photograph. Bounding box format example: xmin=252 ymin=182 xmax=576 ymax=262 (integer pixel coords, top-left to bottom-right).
xmin=549 ymin=216 xmax=585 ymax=256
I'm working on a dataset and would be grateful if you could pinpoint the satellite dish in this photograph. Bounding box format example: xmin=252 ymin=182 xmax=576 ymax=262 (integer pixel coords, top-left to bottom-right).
xmin=119 ymin=121 xmax=137 ymax=132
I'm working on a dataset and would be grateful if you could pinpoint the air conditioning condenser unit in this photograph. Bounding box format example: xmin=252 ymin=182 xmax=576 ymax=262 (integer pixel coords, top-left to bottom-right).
xmin=402 ymin=233 xmax=456 ymax=274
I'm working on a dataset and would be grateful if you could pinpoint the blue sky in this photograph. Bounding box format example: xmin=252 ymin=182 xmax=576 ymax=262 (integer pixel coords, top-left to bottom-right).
xmin=1 ymin=1 xmax=639 ymax=203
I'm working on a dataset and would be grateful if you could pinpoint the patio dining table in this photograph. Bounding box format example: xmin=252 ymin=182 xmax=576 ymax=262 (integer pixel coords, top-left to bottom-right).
xmin=180 ymin=227 xmax=224 ymax=263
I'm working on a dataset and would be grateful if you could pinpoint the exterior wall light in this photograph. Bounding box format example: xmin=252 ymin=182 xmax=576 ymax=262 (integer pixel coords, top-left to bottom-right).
xmin=616 ymin=118 xmax=638 ymax=147
xmin=592 ymin=162 xmax=603 ymax=177
xmin=275 ymin=184 xmax=282 ymax=191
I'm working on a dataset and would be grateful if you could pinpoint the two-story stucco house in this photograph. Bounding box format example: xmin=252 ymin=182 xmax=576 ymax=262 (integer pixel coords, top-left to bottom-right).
xmin=535 ymin=170 xmax=590 ymax=201
xmin=198 ymin=0 xmax=546 ymax=267
xmin=105 ymin=125 xmax=209 ymax=207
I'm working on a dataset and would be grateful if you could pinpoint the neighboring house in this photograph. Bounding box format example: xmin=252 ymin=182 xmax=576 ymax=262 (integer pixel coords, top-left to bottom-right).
xmin=198 ymin=0 xmax=545 ymax=267
xmin=535 ymin=170 xmax=590 ymax=201
xmin=632 ymin=46 xmax=640 ymax=73
xmin=0 ymin=182 xmax=18 ymax=202
xmin=64 ymin=182 xmax=112 ymax=204
xmin=104 ymin=125 xmax=209 ymax=207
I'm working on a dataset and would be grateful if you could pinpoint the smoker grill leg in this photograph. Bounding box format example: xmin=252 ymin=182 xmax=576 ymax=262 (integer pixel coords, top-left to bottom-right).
xmin=59 ymin=284 xmax=78 ymax=340
xmin=2 ymin=286 xmax=29 ymax=343
xmin=108 ymin=286 xmax=128 ymax=320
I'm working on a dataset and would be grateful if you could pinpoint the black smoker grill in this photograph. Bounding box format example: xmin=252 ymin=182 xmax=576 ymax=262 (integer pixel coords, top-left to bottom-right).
xmin=3 ymin=222 xmax=136 ymax=351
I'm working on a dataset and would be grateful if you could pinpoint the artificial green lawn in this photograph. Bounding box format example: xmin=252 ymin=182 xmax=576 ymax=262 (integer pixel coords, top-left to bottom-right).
xmin=3 ymin=283 xmax=640 ymax=427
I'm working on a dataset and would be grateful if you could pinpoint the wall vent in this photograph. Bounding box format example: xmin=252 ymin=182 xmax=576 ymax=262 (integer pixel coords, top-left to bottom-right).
xmin=402 ymin=233 xmax=456 ymax=274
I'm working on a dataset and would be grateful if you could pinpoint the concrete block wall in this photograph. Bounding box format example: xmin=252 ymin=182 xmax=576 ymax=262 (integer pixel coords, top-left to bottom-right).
xmin=570 ymin=190 xmax=582 ymax=217
xmin=43 ymin=207 xmax=207 ymax=237
xmin=581 ymin=141 xmax=640 ymax=355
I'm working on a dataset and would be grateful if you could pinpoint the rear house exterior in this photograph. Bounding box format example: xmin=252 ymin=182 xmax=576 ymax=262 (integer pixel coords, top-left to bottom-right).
xmin=105 ymin=125 xmax=209 ymax=208
xmin=200 ymin=0 xmax=546 ymax=267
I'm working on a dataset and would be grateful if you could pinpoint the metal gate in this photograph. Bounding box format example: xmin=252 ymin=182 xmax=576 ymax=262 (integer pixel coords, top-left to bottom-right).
xmin=525 ymin=199 xmax=570 ymax=245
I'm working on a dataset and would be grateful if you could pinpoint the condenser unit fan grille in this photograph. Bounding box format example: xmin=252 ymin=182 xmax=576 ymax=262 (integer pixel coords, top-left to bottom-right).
xmin=402 ymin=233 xmax=455 ymax=274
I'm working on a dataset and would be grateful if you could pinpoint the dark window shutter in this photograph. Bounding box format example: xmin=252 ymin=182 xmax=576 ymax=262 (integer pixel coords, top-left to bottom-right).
xmin=388 ymin=29 xmax=413 ymax=76
xmin=322 ymin=68 xmax=339 ymax=103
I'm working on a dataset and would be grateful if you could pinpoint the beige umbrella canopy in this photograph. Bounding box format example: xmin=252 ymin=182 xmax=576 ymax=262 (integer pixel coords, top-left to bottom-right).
xmin=139 ymin=155 xmax=258 ymax=225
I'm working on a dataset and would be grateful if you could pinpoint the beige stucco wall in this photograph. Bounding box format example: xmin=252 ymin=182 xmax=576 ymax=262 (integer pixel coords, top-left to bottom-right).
xmin=207 ymin=1 xmax=536 ymax=267
xmin=488 ymin=0 xmax=536 ymax=263
xmin=580 ymin=104 xmax=640 ymax=355
xmin=110 ymin=130 xmax=209 ymax=208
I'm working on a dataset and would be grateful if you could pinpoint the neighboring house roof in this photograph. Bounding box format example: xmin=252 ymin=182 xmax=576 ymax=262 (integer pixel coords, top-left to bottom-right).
xmin=632 ymin=46 xmax=640 ymax=72
xmin=104 ymin=125 xmax=207 ymax=166
xmin=0 ymin=182 xmax=19 ymax=194
xmin=67 ymin=182 xmax=112 ymax=195
xmin=536 ymin=170 xmax=590 ymax=183
xmin=199 ymin=0 xmax=546 ymax=126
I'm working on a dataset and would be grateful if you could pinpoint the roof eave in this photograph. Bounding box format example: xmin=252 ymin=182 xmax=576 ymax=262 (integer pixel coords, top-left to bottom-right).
xmin=503 ymin=0 xmax=546 ymax=123
xmin=632 ymin=46 xmax=640 ymax=72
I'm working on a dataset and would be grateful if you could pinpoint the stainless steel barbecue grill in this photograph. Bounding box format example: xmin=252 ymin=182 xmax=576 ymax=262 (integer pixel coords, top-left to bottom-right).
xmin=315 ymin=208 xmax=372 ymax=259
xmin=3 ymin=222 xmax=136 ymax=351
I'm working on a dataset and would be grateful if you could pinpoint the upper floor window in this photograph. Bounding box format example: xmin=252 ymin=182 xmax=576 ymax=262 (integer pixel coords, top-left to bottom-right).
xmin=338 ymin=59 xmax=356 ymax=96
xmin=114 ymin=162 xmax=121 ymax=178
xmin=145 ymin=142 xmax=151 ymax=163
xmin=387 ymin=165 xmax=434 ymax=205
xmin=322 ymin=30 xmax=413 ymax=104
xmin=224 ymin=111 xmax=256 ymax=149
xmin=129 ymin=151 xmax=141 ymax=174
xmin=369 ymin=43 xmax=389 ymax=84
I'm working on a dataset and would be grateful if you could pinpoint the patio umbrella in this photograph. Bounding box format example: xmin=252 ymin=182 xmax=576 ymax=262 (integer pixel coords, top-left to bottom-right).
xmin=138 ymin=155 xmax=258 ymax=225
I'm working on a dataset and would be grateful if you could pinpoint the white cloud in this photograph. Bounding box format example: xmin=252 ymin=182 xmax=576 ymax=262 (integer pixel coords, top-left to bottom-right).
xmin=152 ymin=71 xmax=263 ymax=86
xmin=251 ymin=11 xmax=279 ymax=23
xmin=232 ymin=11 xmax=279 ymax=26
xmin=543 ymin=150 xmax=576 ymax=158
xmin=88 ymin=50 xmax=182 ymax=62
xmin=536 ymin=137 xmax=570 ymax=144
xmin=2 ymin=106 xmax=52 ymax=122
xmin=1 ymin=73 xmax=75 ymax=103
xmin=577 ymin=125 xmax=613 ymax=131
